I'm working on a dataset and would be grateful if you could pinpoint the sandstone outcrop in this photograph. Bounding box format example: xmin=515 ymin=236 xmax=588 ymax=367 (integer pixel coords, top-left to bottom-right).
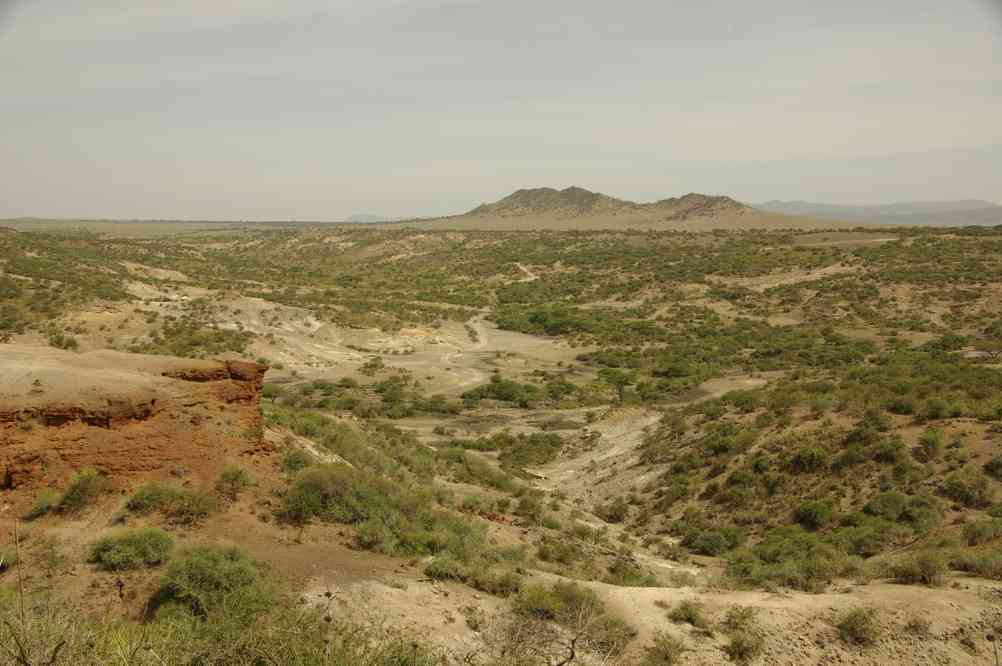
xmin=0 ymin=345 xmax=267 ymax=496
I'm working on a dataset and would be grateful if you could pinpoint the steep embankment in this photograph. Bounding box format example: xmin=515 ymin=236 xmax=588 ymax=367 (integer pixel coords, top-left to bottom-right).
xmin=0 ymin=345 xmax=267 ymax=504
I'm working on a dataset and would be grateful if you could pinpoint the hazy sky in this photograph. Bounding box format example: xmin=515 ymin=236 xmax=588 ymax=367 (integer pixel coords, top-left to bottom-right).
xmin=2 ymin=0 xmax=1000 ymax=220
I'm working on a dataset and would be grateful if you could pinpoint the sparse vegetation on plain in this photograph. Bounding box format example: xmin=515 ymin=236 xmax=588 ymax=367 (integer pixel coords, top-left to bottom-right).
xmin=3 ymin=218 xmax=1002 ymax=664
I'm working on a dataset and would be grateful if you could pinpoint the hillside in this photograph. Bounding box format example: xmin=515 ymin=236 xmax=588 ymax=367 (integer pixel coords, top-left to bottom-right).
xmin=401 ymin=186 xmax=849 ymax=231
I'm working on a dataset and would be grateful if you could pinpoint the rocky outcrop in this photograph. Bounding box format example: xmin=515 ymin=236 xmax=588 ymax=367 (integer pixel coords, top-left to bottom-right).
xmin=0 ymin=346 xmax=267 ymax=493
xmin=469 ymin=186 xmax=639 ymax=217
xmin=651 ymin=193 xmax=751 ymax=221
xmin=467 ymin=187 xmax=752 ymax=221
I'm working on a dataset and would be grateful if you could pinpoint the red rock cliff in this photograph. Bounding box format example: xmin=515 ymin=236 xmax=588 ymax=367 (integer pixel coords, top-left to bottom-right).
xmin=0 ymin=346 xmax=267 ymax=494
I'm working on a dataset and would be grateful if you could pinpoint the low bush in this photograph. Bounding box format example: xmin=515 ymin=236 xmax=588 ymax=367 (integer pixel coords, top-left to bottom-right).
xmin=668 ymin=600 xmax=709 ymax=629
xmin=89 ymin=528 xmax=173 ymax=571
xmin=537 ymin=535 xmax=584 ymax=565
xmin=836 ymin=607 xmax=880 ymax=646
xmin=280 ymin=447 xmax=316 ymax=475
xmin=788 ymin=447 xmax=827 ymax=474
xmin=424 ymin=554 xmax=469 ymax=582
xmin=949 ymin=548 xmax=1002 ymax=580
xmin=943 ymin=468 xmax=994 ymax=508
xmin=721 ymin=605 xmax=758 ymax=633
xmin=24 ymin=489 xmax=59 ymax=521
xmin=962 ymin=519 xmax=1002 ymax=545
xmin=985 ymin=456 xmax=1002 ymax=481
xmin=684 ymin=526 xmax=745 ymax=556
xmin=281 ymin=464 xmax=489 ymax=563
xmin=726 ymin=526 xmax=856 ymax=593
xmin=793 ymin=501 xmax=833 ymax=531
xmin=595 ymin=497 xmax=630 ymax=524
xmin=469 ymin=568 xmax=522 ymax=597
xmin=510 ymin=583 xmax=637 ymax=655
xmin=126 ymin=483 xmax=218 ymax=525
xmin=886 ymin=551 xmax=947 ymax=586
xmin=904 ymin=614 xmax=932 ymax=636
xmin=640 ymin=631 xmax=688 ymax=665
xmin=604 ymin=557 xmax=659 ymax=587
xmin=723 ymin=631 xmax=765 ymax=663
xmin=57 ymin=468 xmax=109 ymax=514
xmin=215 ymin=466 xmax=254 ymax=501
xmin=158 ymin=545 xmax=270 ymax=617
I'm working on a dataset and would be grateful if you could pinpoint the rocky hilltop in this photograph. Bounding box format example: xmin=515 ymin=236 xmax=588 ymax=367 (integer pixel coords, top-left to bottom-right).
xmin=469 ymin=186 xmax=639 ymax=217
xmin=0 ymin=346 xmax=267 ymax=500
xmin=467 ymin=186 xmax=752 ymax=221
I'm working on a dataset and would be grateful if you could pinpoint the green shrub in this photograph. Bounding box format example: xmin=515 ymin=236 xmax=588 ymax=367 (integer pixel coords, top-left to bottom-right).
xmin=863 ymin=491 xmax=908 ymax=521
xmin=604 ymin=557 xmax=658 ymax=587
xmin=126 ymin=483 xmax=217 ymax=525
xmin=788 ymin=447 xmax=826 ymax=474
xmin=513 ymin=582 xmax=634 ymax=654
xmin=537 ymin=535 xmax=583 ymax=565
xmin=469 ymin=568 xmax=522 ymax=597
xmin=281 ymin=464 xmax=488 ymax=560
xmin=985 ymin=456 xmax=1002 ymax=481
xmin=89 ymin=528 xmax=173 ymax=571
xmin=58 ymin=468 xmax=109 ymax=514
xmin=726 ymin=526 xmax=854 ymax=593
xmin=887 ymin=552 xmax=947 ymax=586
xmin=640 ymin=631 xmax=687 ymax=665
xmin=514 ymin=584 xmax=565 ymax=620
xmin=793 ymin=501 xmax=833 ymax=531
xmin=514 ymin=581 xmax=603 ymax=622
xmin=828 ymin=514 xmax=900 ymax=557
xmin=836 ymin=607 xmax=880 ymax=646
xmin=595 ymin=497 xmax=630 ymax=523
xmin=962 ymin=519 xmax=1002 ymax=546
xmin=723 ymin=632 xmax=765 ymax=663
xmin=949 ymin=548 xmax=1002 ymax=580
xmin=215 ymin=466 xmax=254 ymax=501
xmin=688 ymin=527 xmax=744 ymax=556
xmin=280 ymin=447 xmax=316 ymax=475
xmin=668 ymin=600 xmax=709 ymax=629
xmin=159 ymin=545 xmax=270 ymax=617
xmin=721 ymin=606 xmax=758 ymax=633
xmin=943 ymin=468 xmax=994 ymax=508
xmin=24 ymin=489 xmax=59 ymax=520
xmin=915 ymin=428 xmax=943 ymax=462
xmin=514 ymin=495 xmax=545 ymax=525
xmin=497 ymin=432 xmax=563 ymax=467
xmin=424 ymin=554 xmax=469 ymax=582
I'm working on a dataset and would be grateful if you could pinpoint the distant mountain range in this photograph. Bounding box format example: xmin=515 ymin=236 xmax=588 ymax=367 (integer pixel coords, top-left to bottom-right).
xmin=758 ymin=200 xmax=1002 ymax=226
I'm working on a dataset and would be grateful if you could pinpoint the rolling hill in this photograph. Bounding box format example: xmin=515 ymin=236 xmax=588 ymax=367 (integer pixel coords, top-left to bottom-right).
xmin=398 ymin=186 xmax=847 ymax=231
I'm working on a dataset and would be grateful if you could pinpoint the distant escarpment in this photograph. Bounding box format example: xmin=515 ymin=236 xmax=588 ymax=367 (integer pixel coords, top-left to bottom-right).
xmin=0 ymin=346 xmax=267 ymax=495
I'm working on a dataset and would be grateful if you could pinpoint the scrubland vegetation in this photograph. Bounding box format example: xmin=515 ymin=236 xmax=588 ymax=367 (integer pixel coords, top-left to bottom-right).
xmin=3 ymin=222 xmax=1002 ymax=663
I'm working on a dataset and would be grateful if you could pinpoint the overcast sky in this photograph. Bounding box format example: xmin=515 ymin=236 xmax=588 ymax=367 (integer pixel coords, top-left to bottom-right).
xmin=2 ymin=0 xmax=1000 ymax=220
